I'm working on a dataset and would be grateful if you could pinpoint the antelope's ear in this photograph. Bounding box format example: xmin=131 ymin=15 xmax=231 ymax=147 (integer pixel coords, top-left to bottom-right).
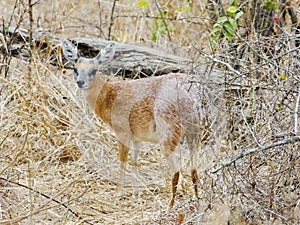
xmin=61 ymin=40 xmax=79 ymax=64
xmin=95 ymin=42 xmax=116 ymax=65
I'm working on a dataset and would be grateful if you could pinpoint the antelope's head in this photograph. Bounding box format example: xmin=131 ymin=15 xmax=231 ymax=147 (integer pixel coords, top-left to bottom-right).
xmin=61 ymin=40 xmax=116 ymax=89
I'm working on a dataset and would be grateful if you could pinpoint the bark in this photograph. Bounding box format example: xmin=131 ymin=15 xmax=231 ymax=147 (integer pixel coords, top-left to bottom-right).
xmin=0 ymin=26 xmax=197 ymax=78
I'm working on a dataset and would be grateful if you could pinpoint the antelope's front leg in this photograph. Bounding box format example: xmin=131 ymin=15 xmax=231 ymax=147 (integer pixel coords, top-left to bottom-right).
xmin=170 ymin=171 xmax=180 ymax=207
xmin=118 ymin=141 xmax=129 ymax=194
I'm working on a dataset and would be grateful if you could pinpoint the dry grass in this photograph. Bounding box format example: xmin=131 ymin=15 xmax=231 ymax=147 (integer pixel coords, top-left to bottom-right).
xmin=1 ymin=0 xmax=300 ymax=224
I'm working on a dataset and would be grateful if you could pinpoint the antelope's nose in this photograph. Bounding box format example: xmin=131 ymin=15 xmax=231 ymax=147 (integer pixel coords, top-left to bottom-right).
xmin=77 ymin=80 xmax=85 ymax=88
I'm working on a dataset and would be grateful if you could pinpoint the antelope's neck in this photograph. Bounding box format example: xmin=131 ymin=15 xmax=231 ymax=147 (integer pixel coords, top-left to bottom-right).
xmin=82 ymin=74 xmax=106 ymax=111
xmin=83 ymin=74 xmax=121 ymax=127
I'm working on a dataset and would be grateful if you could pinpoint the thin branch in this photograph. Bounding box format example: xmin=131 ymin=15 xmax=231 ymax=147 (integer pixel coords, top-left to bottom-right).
xmin=28 ymin=0 xmax=33 ymax=56
xmin=107 ymin=0 xmax=117 ymax=41
xmin=0 ymin=177 xmax=93 ymax=225
xmin=212 ymin=136 xmax=300 ymax=173
xmin=97 ymin=0 xmax=105 ymax=38
xmin=195 ymin=47 xmax=242 ymax=76
xmin=240 ymin=109 xmax=262 ymax=147
xmin=27 ymin=0 xmax=34 ymax=87
xmin=242 ymin=193 xmax=289 ymax=222
xmin=295 ymin=86 xmax=300 ymax=135
xmin=115 ymin=14 xmax=207 ymax=25
xmin=196 ymin=44 xmax=300 ymax=80
xmin=154 ymin=0 xmax=172 ymax=41
xmin=237 ymin=45 xmax=300 ymax=80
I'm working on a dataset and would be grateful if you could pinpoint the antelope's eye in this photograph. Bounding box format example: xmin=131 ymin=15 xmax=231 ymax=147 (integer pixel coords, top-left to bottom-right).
xmin=73 ymin=67 xmax=79 ymax=78
xmin=89 ymin=68 xmax=97 ymax=78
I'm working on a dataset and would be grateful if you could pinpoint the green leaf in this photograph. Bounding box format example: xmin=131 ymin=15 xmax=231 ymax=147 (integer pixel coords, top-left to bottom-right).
xmin=229 ymin=18 xmax=238 ymax=29
xmin=212 ymin=25 xmax=222 ymax=33
xmin=151 ymin=31 xmax=157 ymax=41
xmin=175 ymin=5 xmax=191 ymax=13
xmin=4 ymin=25 xmax=8 ymax=31
xmin=156 ymin=12 xmax=167 ymax=19
xmin=210 ymin=34 xmax=220 ymax=44
xmin=279 ymin=74 xmax=287 ymax=80
xmin=138 ymin=0 xmax=149 ymax=8
xmin=159 ymin=27 xmax=166 ymax=35
xmin=235 ymin=11 xmax=244 ymax=20
xmin=227 ymin=6 xmax=238 ymax=15
xmin=217 ymin=16 xmax=228 ymax=24
xmin=275 ymin=105 xmax=282 ymax=111
xmin=167 ymin=25 xmax=172 ymax=33
xmin=213 ymin=23 xmax=223 ymax=29
xmin=223 ymin=22 xmax=235 ymax=36
xmin=263 ymin=0 xmax=278 ymax=10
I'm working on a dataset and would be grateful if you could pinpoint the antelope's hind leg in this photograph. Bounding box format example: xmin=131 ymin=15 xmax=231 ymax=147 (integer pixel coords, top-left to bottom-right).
xmin=131 ymin=141 xmax=141 ymax=196
xmin=191 ymin=167 xmax=199 ymax=200
xmin=190 ymin=140 xmax=200 ymax=203
xmin=163 ymin=137 xmax=181 ymax=207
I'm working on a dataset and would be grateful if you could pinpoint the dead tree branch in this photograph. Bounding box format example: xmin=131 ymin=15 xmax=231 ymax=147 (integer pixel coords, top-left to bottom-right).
xmin=212 ymin=136 xmax=300 ymax=173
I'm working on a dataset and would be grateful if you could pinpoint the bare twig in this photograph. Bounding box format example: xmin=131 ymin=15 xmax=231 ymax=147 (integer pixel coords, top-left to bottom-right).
xmin=295 ymin=86 xmax=300 ymax=135
xmin=107 ymin=0 xmax=117 ymax=40
xmin=242 ymin=193 xmax=289 ymax=222
xmin=97 ymin=0 xmax=105 ymax=38
xmin=154 ymin=0 xmax=172 ymax=41
xmin=28 ymin=0 xmax=33 ymax=57
xmin=0 ymin=0 xmax=24 ymax=78
xmin=195 ymin=47 xmax=242 ymax=76
xmin=0 ymin=177 xmax=93 ymax=225
xmin=240 ymin=109 xmax=261 ymax=147
xmin=115 ymin=14 xmax=206 ymax=25
xmin=27 ymin=0 xmax=34 ymax=86
xmin=212 ymin=136 xmax=300 ymax=173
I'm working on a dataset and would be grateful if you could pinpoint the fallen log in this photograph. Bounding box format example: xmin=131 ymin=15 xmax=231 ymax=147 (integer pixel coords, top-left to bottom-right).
xmin=0 ymin=26 xmax=198 ymax=78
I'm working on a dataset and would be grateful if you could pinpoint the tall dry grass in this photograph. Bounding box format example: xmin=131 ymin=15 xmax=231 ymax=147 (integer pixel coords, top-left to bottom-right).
xmin=1 ymin=0 xmax=299 ymax=224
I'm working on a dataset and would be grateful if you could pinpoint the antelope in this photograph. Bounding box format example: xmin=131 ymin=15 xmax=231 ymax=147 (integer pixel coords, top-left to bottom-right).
xmin=61 ymin=40 xmax=208 ymax=206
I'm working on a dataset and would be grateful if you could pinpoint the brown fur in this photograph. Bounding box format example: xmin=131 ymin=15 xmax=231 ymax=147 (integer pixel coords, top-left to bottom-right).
xmin=62 ymin=41 xmax=205 ymax=206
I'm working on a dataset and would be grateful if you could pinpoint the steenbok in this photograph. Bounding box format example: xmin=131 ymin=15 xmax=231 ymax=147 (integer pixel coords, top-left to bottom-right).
xmin=61 ymin=40 xmax=209 ymax=206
